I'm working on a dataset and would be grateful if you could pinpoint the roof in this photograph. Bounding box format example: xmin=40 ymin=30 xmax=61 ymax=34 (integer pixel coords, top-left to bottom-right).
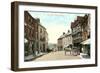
xmin=58 ymin=31 xmax=72 ymax=40
xmin=71 ymin=16 xmax=84 ymax=28
xmin=58 ymin=34 xmax=65 ymax=40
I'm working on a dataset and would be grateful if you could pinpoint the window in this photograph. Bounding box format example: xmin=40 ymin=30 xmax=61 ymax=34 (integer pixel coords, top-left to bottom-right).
xmin=40 ymin=28 xmax=42 ymax=33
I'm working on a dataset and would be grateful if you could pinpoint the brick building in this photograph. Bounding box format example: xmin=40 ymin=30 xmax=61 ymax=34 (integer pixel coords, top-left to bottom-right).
xmin=71 ymin=14 xmax=90 ymax=56
xmin=24 ymin=11 xmax=38 ymax=57
xmin=81 ymin=14 xmax=90 ymax=56
xmin=71 ymin=16 xmax=83 ymax=52
xmin=81 ymin=14 xmax=90 ymax=41
xmin=24 ymin=11 xmax=48 ymax=61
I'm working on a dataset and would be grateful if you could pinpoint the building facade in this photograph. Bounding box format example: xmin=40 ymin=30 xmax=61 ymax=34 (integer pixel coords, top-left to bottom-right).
xmin=24 ymin=11 xmax=48 ymax=60
xmin=57 ymin=31 xmax=72 ymax=51
xmin=38 ymin=22 xmax=48 ymax=53
xmin=63 ymin=30 xmax=72 ymax=49
xmin=81 ymin=14 xmax=90 ymax=56
xmin=71 ymin=16 xmax=83 ymax=52
xmin=57 ymin=37 xmax=63 ymax=51
xmin=81 ymin=14 xmax=90 ymax=41
xmin=24 ymin=11 xmax=38 ymax=57
xmin=71 ymin=14 xmax=90 ymax=56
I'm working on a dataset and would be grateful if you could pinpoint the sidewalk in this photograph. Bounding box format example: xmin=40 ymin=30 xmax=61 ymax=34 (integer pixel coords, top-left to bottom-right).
xmin=24 ymin=55 xmax=34 ymax=61
xmin=24 ymin=53 xmax=46 ymax=61
xmin=80 ymin=53 xmax=90 ymax=59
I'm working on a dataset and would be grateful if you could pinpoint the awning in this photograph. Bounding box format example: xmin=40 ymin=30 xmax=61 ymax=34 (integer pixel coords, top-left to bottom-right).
xmin=81 ymin=39 xmax=90 ymax=44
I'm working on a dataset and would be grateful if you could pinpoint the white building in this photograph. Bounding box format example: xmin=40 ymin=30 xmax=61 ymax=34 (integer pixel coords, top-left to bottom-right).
xmin=63 ymin=30 xmax=72 ymax=49
xmin=57 ymin=30 xmax=72 ymax=50
xmin=38 ymin=23 xmax=48 ymax=53
xmin=57 ymin=32 xmax=65 ymax=51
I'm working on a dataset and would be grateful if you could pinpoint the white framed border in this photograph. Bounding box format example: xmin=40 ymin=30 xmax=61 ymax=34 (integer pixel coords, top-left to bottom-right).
xmin=18 ymin=4 xmax=96 ymax=68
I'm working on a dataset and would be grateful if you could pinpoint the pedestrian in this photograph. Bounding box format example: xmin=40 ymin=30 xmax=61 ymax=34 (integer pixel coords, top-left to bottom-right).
xmin=64 ymin=47 xmax=67 ymax=55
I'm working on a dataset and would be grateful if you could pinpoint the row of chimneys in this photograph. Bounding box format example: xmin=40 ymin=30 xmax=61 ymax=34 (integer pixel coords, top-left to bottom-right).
xmin=63 ymin=30 xmax=70 ymax=35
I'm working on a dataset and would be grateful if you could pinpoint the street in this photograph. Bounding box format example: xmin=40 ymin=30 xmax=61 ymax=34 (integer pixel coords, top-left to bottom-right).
xmin=34 ymin=51 xmax=81 ymax=61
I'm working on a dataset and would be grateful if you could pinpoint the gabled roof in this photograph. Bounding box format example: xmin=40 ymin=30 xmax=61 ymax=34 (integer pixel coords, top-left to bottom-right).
xmin=71 ymin=16 xmax=84 ymax=28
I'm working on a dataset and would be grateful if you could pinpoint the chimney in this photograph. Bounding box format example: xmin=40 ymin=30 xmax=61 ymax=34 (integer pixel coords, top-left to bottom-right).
xmin=63 ymin=32 xmax=65 ymax=35
xmin=68 ymin=30 xmax=70 ymax=33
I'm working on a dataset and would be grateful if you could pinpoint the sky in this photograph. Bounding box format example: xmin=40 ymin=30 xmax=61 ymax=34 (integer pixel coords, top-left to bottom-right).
xmin=28 ymin=11 xmax=85 ymax=44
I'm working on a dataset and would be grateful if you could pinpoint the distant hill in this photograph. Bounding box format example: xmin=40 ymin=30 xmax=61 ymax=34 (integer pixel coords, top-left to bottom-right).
xmin=48 ymin=43 xmax=57 ymax=50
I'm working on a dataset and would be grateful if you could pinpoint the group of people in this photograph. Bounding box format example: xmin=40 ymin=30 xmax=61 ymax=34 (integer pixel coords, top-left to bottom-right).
xmin=64 ymin=47 xmax=80 ymax=56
